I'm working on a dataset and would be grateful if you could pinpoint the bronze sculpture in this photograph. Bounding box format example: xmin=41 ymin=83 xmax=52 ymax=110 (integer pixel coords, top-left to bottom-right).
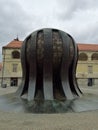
xmin=17 ymin=28 xmax=82 ymax=112
xmin=17 ymin=28 xmax=82 ymax=101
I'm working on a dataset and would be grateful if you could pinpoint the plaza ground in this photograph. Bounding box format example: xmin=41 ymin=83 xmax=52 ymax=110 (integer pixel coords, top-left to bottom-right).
xmin=0 ymin=85 xmax=98 ymax=130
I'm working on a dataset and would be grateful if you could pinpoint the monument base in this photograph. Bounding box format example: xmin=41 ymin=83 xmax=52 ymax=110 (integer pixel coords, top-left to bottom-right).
xmin=0 ymin=93 xmax=98 ymax=113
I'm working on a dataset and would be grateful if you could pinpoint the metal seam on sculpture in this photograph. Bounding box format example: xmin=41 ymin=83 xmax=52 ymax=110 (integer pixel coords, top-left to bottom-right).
xmin=67 ymin=37 xmax=78 ymax=95
xmin=17 ymin=39 xmax=28 ymax=96
xmin=72 ymin=38 xmax=82 ymax=95
xmin=21 ymin=38 xmax=30 ymax=95
xmin=68 ymin=35 xmax=82 ymax=95
xmin=60 ymin=31 xmax=70 ymax=96
xmin=69 ymin=35 xmax=81 ymax=96
xmin=43 ymin=29 xmax=54 ymax=100
xmin=35 ymin=30 xmax=44 ymax=100
xmin=68 ymin=37 xmax=79 ymax=96
xmin=60 ymin=31 xmax=74 ymax=99
xmin=69 ymin=35 xmax=82 ymax=95
xmin=28 ymin=32 xmax=37 ymax=101
xmin=52 ymin=30 xmax=65 ymax=100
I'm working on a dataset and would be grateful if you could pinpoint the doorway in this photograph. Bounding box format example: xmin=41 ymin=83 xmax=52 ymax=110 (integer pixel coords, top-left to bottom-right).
xmin=88 ymin=78 xmax=94 ymax=86
xmin=10 ymin=78 xmax=18 ymax=87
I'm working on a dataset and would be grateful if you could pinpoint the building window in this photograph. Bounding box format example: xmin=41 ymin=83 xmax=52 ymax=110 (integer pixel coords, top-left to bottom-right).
xmin=79 ymin=53 xmax=88 ymax=61
xmin=10 ymin=78 xmax=18 ymax=86
xmin=12 ymin=51 xmax=20 ymax=59
xmin=88 ymin=65 xmax=93 ymax=74
xmin=91 ymin=53 xmax=98 ymax=60
xmin=12 ymin=64 xmax=18 ymax=72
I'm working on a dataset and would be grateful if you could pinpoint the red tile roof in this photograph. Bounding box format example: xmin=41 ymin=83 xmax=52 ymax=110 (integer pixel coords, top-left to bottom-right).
xmin=3 ymin=39 xmax=98 ymax=51
xmin=3 ymin=39 xmax=22 ymax=49
xmin=78 ymin=43 xmax=98 ymax=51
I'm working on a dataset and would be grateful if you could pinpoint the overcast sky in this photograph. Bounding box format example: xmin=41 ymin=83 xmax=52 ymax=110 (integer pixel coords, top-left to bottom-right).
xmin=0 ymin=0 xmax=98 ymax=61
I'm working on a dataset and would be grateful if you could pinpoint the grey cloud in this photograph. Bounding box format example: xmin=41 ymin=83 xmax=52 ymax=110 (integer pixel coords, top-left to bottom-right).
xmin=76 ymin=23 xmax=98 ymax=43
xmin=0 ymin=0 xmax=32 ymax=37
xmin=0 ymin=0 xmax=31 ymax=61
xmin=0 ymin=0 xmax=38 ymax=58
xmin=0 ymin=0 xmax=98 ymax=61
xmin=56 ymin=0 xmax=98 ymax=20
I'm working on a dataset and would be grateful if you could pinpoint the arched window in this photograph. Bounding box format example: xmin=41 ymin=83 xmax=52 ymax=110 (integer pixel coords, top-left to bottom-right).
xmin=12 ymin=51 xmax=20 ymax=59
xmin=78 ymin=53 xmax=88 ymax=61
xmin=91 ymin=53 xmax=98 ymax=60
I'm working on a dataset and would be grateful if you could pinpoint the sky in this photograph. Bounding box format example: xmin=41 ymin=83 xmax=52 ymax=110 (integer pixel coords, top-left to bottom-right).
xmin=0 ymin=0 xmax=98 ymax=61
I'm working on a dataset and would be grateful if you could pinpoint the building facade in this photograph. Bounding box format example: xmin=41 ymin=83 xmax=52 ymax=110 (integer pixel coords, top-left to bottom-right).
xmin=0 ymin=39 xmax=98 ymax=87
xmin=77 ymin=44 xmax=98 ymax=86
xmin=0 ymin=38 xmax=22 ymax=87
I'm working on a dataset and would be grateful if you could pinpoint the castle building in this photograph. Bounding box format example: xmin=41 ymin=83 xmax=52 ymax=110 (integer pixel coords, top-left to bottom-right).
xmin=0 ymin=38 xmax=22 ymax=87
xmin=77 ymin=44 xmax=98 ymax=86
xmin=0 ymin=39 xmax=98 ymax=87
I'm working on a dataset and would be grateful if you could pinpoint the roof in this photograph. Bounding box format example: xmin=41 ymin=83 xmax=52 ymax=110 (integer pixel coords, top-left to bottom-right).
xmin=3 ymin=38 xmax=22 ymax=49
xmin=3 ymin=39 xmax=98 ymax=51
xmin=78 ymin=43 xmax=98 ymax=51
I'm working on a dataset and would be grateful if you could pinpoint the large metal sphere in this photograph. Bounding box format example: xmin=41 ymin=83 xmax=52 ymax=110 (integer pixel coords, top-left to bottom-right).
xmin=17 ymin=28 xmax=82 ymax=113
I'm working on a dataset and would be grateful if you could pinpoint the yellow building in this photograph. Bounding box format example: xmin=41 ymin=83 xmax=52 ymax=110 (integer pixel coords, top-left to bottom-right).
xmin=0 ymin=38 xmax=22 ymax=87
xmin=77 ymin=44 xmax=98 ymax=86
xmin=0 ymin=39 xmax=98 ymax=87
